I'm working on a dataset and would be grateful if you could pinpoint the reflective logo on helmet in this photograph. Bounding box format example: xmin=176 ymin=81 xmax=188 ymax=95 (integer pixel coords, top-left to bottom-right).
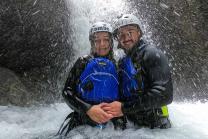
xmin=92 ymin=27 xmax=109 ymax=32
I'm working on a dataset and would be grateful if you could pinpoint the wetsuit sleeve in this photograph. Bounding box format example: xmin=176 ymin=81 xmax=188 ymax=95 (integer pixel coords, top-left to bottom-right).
xmin=62 ymin=57 xmax=92 ymax=113
xmin=122 ymin=47 xmax=173 ymax=114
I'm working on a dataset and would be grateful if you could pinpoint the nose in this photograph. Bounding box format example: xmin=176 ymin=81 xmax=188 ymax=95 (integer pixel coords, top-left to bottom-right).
xmin=100 ymin=40 xmax=105 ymax=46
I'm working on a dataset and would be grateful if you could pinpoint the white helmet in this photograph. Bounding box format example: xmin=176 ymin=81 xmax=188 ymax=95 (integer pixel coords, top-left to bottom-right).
xmin=89 ymin=21 xmax=113 ymax=41
xmin=113 ymin=14 xmax=142 ymax=36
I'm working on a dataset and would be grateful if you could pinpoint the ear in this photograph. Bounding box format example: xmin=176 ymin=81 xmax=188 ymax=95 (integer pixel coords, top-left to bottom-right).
xmin=138 ymin=28 xmax=143 ymax=38
xmin=138 ymin=32 xmax=142 ymax=41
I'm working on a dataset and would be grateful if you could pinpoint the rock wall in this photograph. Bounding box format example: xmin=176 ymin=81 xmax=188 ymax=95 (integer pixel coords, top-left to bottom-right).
xmin=0 ymin=0 xmax=73 ymax=106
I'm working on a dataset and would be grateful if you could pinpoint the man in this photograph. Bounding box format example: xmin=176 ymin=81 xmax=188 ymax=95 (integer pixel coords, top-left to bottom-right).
xmin=58 ymin=21 xmax=126 ymax=136
xmin=102 ymin=14 xmax=173 ymax=129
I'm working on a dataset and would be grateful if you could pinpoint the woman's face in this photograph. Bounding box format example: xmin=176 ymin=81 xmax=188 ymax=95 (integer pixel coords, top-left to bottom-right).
xmin=93 ymin=32 xmax=111 ymax=56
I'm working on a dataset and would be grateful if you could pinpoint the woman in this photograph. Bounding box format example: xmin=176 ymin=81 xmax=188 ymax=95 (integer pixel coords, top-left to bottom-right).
xmin=58 ymin=22 xmax=126 ymax=136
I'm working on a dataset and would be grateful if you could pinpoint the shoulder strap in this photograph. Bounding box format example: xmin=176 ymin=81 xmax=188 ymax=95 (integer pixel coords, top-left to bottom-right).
xmin=130 ymin=44 xmax=147 ymax=93
xmin=74 ymin=55 xmax=93 ymax=89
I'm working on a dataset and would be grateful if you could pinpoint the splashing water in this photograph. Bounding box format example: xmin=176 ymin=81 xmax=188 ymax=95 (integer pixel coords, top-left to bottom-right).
xmin=65 ymin=0 xmax=131 ymax=58
xmin=0 ymin=102 xmax=208 ymax=139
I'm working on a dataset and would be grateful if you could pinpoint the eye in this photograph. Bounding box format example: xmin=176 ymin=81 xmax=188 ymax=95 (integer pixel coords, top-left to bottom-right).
xmin=117 ymin=33 xmax=124 ymax=38
xmin=104 ymin=38 xmax=110 ymax=42
xmin=94 ymin=39 xmax=100 ymax=43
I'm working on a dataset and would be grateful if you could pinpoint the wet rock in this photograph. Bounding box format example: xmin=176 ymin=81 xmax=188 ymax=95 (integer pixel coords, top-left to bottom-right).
xmin=0 ymin=0 xmax=73 ymax=105
xmin=0 ymin=67 xmax=29 ymax=106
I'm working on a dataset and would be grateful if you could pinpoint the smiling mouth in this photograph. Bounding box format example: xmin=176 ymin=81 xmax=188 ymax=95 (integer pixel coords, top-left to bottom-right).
xmin=99 ymin=47 xmax=109 ymax=50
xmin=123 ymin=40 xmax=133 ymax=44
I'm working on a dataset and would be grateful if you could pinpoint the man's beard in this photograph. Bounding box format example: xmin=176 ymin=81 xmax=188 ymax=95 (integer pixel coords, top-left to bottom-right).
xmin=123 ymin=41 xmax=139 ymax=55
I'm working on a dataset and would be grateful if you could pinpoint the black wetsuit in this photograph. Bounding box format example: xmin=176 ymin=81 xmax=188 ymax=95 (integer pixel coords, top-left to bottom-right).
xmin=58 ymin=54 xmax=126 ymax=135
xmin=119 ymin=40 xmax=173 ymax=129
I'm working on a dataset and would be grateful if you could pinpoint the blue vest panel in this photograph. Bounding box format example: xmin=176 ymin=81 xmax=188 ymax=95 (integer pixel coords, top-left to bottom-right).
xmin=120 ymin=56 xmax=143 ymax=99
xmin=77 ymin=57 xmax=119 ymax=104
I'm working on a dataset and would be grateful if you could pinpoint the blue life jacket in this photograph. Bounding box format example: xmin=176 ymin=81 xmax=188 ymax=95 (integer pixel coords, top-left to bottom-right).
xmin=120 ymin=48 xmax=170 ymax=119
xmin=120 ymin=56 xmax=144 ymax=100
xmin=77 ymin=57 xmax=119 ymax=104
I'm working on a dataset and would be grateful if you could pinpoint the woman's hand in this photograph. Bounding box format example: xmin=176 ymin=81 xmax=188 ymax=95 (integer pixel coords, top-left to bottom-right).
xmin=86 ymin=103 xmax=113 ymax=124
xmin=101 ymin=101 xmax=123 ymax=117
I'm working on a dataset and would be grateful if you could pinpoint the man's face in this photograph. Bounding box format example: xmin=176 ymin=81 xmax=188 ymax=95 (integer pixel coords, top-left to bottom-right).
xmin=93 ymin=32 xmax=111 ymax=56
xmin=116 ymin=25 xmax=141 ymax=51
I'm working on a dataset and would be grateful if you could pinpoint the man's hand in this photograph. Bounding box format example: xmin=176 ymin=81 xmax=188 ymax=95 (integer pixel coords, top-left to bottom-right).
xmin=101 ymin=101 xmax=123 ymax=117
xmin=86 ymin=103 xmax=113 ymax=124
